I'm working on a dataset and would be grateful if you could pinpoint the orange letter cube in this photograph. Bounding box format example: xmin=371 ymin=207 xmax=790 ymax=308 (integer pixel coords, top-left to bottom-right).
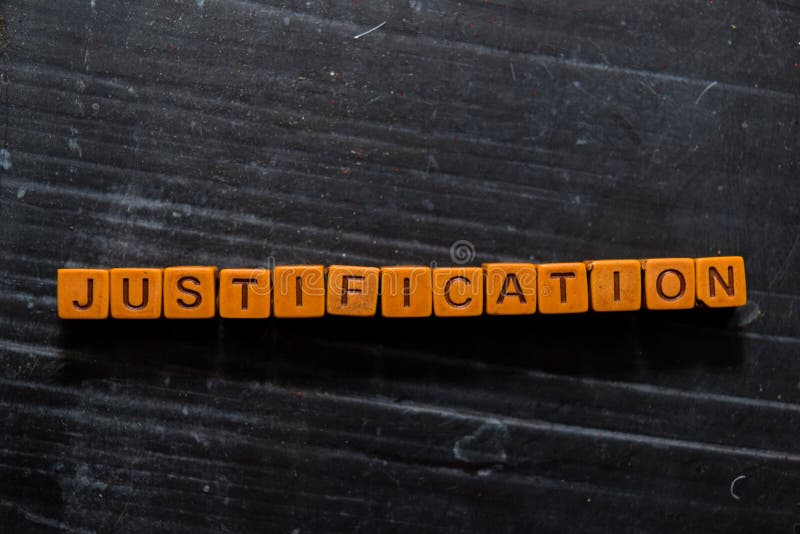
xmin=381 ymin=266 xmax=432 ymax=318
xmin=326 ymin=265 xmax=379 ymax=317
xmin=695 ymin=256 xmax=746 ymax=308
xmin=643 ymin=258 xmax=695 ymax=310
xmin=432 ymin=267 xmax=484 ymax=317
xmin=273 ymin=265 xmax=325 ymax=318
xmin=219 ymin=269 xmax=271 ymax=318
xmin=538 ymin=262 xmax=589 ymax=314
xmin=484 ymin=263 xmax=537 ymax=315
xmin=163 ymin=266 xmax=217 ymax=319
xmin=57 ymin=269 xmax=110 ymax=319
xmin=586 ymin=259 xmax=642 ymax=312
xmin=110 ymin=268 xmax=163 ymax=319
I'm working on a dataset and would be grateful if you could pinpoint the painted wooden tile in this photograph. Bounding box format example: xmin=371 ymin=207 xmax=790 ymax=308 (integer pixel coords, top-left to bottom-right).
xmin=163 ymin=266 xmax=217 ymax=319
xmin=484 ymin=263 xmax=537 ymax=315
xmin=432 ymin=267 xmax=483 ymax=317
xmin=57 ymin=269 xmax=110 ymax=320
xmin=538 ymin=262 xmax=589 ymax=314
xmin=219 ymin=268 xmax=271 ymax=318
xmin=643 ymin=258 xmax=695 ymax=310
xmin=586 ymin=259 xmax=642 ymax=312
xmin=110 ymin=268 xmax=163 ymax=319
xmin=327 ymin=265 xmax=379 ymax=317
xmin=695 ymin=256 xmax=746 ymax=308
xmin=380 ymin=266 xmax=432 ymax=318
xmin=273 ymin=265 xmax=325 ymax=318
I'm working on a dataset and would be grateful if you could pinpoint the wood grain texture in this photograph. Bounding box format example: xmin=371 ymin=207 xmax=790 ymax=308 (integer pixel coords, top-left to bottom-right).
xmin=1 ymin=0 xmax=799 ymax=532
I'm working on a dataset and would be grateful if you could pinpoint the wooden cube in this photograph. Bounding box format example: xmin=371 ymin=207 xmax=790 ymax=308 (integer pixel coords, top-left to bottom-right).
xmin=484 ymin=263 xmax=537 ymax=315
xmin=110 ymin=268 xmax=163 ymax=319
xmin=326 ymin=265 xmax=379 ymax=317
xmin=432 ymin=267 xmax=483 ymax=317
xmin=57 ymin=269 xmax=109 ymax=319
xmin=643 ymin=258 xmax=695 ymax=310
xmin=273 ymin=265 xmax=325 ymax=318
xmin=380 ymin=266 xmax=432 ymax=318
xmin=219 ymin=269 xmax=271 ymax=318
xmin=538 ymin=262 xmax=589 ymax=314
xmin=163 ymin=266 xmax=217 ymax=319
xmin=586 ymin=259 xmax=642 ymax=312
xmin=695 ymin=256 xmax=746 ymax=308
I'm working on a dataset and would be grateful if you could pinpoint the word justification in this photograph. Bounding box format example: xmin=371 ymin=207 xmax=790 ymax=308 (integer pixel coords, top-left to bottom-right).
xmin=57 ymin=256 xmax=746 ymax=319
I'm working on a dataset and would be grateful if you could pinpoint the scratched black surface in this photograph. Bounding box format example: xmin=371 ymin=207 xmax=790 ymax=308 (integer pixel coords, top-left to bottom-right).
xmin=1 ymin=0 xmax=800 ymax=532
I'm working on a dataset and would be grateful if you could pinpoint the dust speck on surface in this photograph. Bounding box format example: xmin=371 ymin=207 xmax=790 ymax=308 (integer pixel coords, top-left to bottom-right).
xmin=453 ymin=419 xmax=509 ymax=464
xmin=0 ymin=148 xmax=11 ymax=171
xmin=68 ymin=128 xmax=83 ymax=157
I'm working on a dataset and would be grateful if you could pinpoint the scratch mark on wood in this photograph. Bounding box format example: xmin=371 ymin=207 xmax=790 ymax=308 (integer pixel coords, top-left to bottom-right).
xmin=694 ymin=81 xmax=718 ymax=104
xmin=354 ymin=21 xmax=386 ymax=40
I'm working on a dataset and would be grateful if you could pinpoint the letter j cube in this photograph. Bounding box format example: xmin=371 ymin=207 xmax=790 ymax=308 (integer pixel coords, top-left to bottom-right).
xmin=58 ymin=269 xmax=109 ymax=319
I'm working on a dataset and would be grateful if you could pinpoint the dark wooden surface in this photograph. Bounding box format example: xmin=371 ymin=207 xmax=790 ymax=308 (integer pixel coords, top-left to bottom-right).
xmin=2 ymin=0 xmax=800 ymax=532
